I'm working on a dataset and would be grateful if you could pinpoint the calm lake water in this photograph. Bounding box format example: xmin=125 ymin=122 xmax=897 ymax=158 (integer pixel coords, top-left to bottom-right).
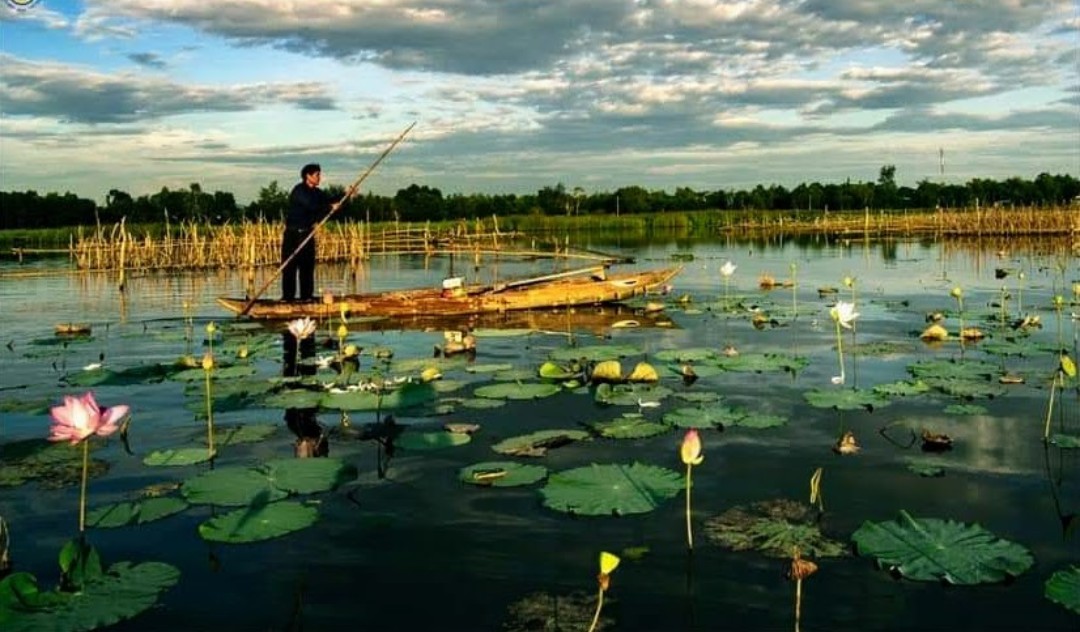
xmin=1 ymin=231 xmax=1077 ymax=631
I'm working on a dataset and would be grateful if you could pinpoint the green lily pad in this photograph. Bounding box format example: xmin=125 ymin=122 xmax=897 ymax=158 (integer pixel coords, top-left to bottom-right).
xmin=733 ymin=412 xmax=788 ymax=429
xmin=590 ymin=413 xmax=670 ymax=439
xmin=548 ymin=344 xmax=641 ymax=362
xmin=1045 ymin=566 xmax=1080 ymax=614
xmin=321 ymin=381 xmax=437 ymax=411
xmin=673 ymin=392 xmax=723 ymax=403
xmin=851 ymin=341 xmax=915 ymax=357
xmin=397 ymin=431 xmax=472 ymax=451
xmin=908 ymin=359 xmax=1000 ymax=381
xmin=922 ymin=377 xmax=1006 ymax=400
xmin=492 ymin=430 xmax=589 ymax=456
xmin=86 ymin=497 xmax=189 ymax=528
xmin=1049 ymin=434 xmax=1080 ymax=449
xmin=703 ymin=499 xmax=846 ymax=559
xmin=169 ymin=364 xmax=258 ymax=382
xmin=594 ymin=383 xmax=673 ymax=406
xmin=473 ymin=382 xmax=561 ymax=400
xmin=0 ymin=440 xmax=108 ymax=488
xmin=458 ymin=398 xmax=506 ymax=409
xmin=539 ymin=462 xmax=682 ymax=516
xmin=0 ymin=397 xmax=52 ymax=415
xmin=182 ymin=467 xmax=287 ymax=507
xmin=459 ymin=461 xmax=549 ymax=487
xmin=851 ymin=510 xmax=1034 ymax=584
xmin=264 ymin=458 xmax=360 ymax=494
xmin=663 ymin=405 xmax=740 ymax=429
xmin=0 ymin=561 xmax=179 ymax=632
xmin=215 ymin=424 xmax=277 ymax=447
xmin=62 ymin=363 xmax=178 ymax=387
xmin=906 ymin=459 xmax=945 ymax=477
xmin=714 ymin=353 xmax=808 ymax=373
xmin=492 ymin=368 xmax=538 ymax=382
xmin=262 ymin=389 xmax=325 ymax=409
xmin=467 ymin=363 xmax=515 ymax=374
xmin=654 ymin=348 xmax=717 ymax=362
xmin=872 ymin=380 xmax=932 ymax=397
xmin=198 ymin=500 xmax=318 ymax=544
xmin=804 ymin=388 xmax=892 ymax=411
xmin=666 ymin=363 xmax=726 ymax=378
xmin=538 ymin=361 xmax=583 ymax=380
xmin=143 ymin=448 xmax=214 ymax=467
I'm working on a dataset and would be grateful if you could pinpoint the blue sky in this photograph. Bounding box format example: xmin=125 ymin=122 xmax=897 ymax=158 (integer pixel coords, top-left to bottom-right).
xmin=1 ymin=0 xmax=1077 ymax=204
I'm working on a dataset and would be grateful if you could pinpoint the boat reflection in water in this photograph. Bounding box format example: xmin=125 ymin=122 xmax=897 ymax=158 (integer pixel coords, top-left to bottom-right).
xmin=281 ymin=332 xmax=328 ymax=458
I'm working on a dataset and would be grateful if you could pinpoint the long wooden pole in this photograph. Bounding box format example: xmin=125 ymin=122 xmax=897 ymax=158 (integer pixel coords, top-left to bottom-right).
xmin=238 ymin=122 xmax=416 ymax=316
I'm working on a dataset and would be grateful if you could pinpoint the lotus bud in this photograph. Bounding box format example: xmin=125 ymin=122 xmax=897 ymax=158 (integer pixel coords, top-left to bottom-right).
xmin=337 ymin=324 xmax=349 ymax=340
xmin=950 ymin=287 xmax=963 ymax=300
xmin=201 ymin=353 xmax=214 ymax=371
xmin=843 ymin=276 xmax=854 ymax=288
xmin=237 ymin=345 xmax=249 ymax=359
xmin=1053 ymin=295 xmax=1064 ymax=309
xmin=343 ymin=344 xmax=360 ymax=357
xmin=206 ymin=322 xmax=217 ymax=334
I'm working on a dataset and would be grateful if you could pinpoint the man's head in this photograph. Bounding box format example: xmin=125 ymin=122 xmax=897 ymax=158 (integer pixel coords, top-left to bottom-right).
xmin=301 ymin=163 xmax=321 ymax=187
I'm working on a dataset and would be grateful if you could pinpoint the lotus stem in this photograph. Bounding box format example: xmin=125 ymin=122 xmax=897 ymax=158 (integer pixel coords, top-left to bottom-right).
xmin=834 ymin=320 xmax=845 ymax=384
xmin=794 ymin=578 xmax=803 ymax=632
xmin=204 ymin=369 xmax=215 ymax=457
xmin=685 ymin=462 xmax=694 ymax=550
xmin=79 ymin=439 xmax=89 ymax=533
xmin=1043 ymin=371 xmax=1058 ymax=441
xmin=587 ymin=588 xmax=605 ymax=632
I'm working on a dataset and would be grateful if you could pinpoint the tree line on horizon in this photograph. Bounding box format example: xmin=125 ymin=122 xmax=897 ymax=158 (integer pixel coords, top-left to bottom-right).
xmin=1 ymin=167 xmax=1076 ymax=231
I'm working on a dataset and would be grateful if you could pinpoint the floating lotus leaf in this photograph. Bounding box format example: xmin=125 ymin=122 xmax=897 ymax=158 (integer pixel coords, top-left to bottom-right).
xmin=0 ymin=440 xmax=108 ymax=488
xmin=980 ymin=338 xmax=1041 ymax=357
xmin=906 ymin=459 xmax=945 ymax=477
xmin=851 ymin=341 xmax=916 ymax=357
xmin=397 ymin=431 xmax=472 ymax=450
xmin=703 ymin=499 xmax=846 ymax=559
xmin=591 ymin=359 xmax=623 ymax=382
xmin=321 ymin=381 xmax=437 ymax=410
xmin=466 ymin=363 xmax=516 ymax=374
xmin=908 ymin=359 xmax=999 ymax=381
xmin=663 ymin=405 xmax=740 ymax=428
xmin=169 ymin=364 xmax=257 ymax=382
xmin=86 ymin=497 xmax=188 ymax=528
xmin=459 ymin=461 xmax=548 ymax=487
xmin=922 ymin=377 xmax=1006 ymax=400
xmin=590 ymin=413 xmax=669 ymax=439
xmin=944 ymin=404 xmax=987 ymax=415
xmin=851 ymin=510 xmax=1034 ymax=584
xmin=803 ymin=388 xmax=892 ymax=411
xmin=393 ymin=357 xmax=468 ymax=374
xmin=872 ymin=380 xmax=932 ymax=397
xmin=1045 ymin=566 xmax=1080 ymax=614
xmin=540 ymin=462 xmax=681 ymax=516
xmin=1049 ymin=434 xmax=1080 ymax=449
xmin=215 ymin=424 xmax=277 ymax=447
xmin=492 ymin=368 xmax=538 ymax=382
xmin=0 ymin=561 xmax=179 ymax=632
xmin=654 ymin=348 xmax=717 ymax=362
xmin=432 ymin=379 xmax=466 ymax=393
xmin=0 ymin=397 xmax=51 ymax=415
xmin=473 ymin=382 xmax=560 ymax=400
xmin=262 ymin=389 xmax=325 ymax=409
xmin=459 ymin=398 xmax=506 ymax=409
xmin=538 ymin=361 xmax=581 ymax=380
xmin=143 ymin=448 xmax=213 ymax=467
xmin=264 ymin=458 xmax=359 ymax=494
xmin=548 ymin=344 xmax=641 ymax=362
xmin=733 ymin=412 xmax=788 ymax=429
xmin=673 ymin=391 xmax=723 ymax=403
xmin=626 ymin=362 xmax=659 ymax=382
xmin=198 ymin=500 xmax=318 ymax=544
xmin=492 ymin=429 xmax=589 ymax=456
xmin=714 ymin=353 xmax=808 ymax=373
xmin=63 ymin=363 xmax=177 ymax=387
xmin=181 ymin=467 xmax=288 ymax=507
xmin=666 ymin=363 xmax=725 ymax=378
xmin=593 ymin=383 xmax=673 ymax=406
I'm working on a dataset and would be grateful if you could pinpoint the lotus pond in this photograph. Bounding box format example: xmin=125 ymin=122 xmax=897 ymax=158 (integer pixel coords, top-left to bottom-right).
xmin=1 ymin=233 xmax=1078 ymax=631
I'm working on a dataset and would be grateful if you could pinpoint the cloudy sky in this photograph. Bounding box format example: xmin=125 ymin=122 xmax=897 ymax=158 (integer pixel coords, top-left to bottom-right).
xmin=1 ymin=0 xmax=1077 ymax=204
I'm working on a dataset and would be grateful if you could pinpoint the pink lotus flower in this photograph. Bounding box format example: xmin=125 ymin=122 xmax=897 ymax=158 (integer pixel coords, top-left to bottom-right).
xmin=49 ymin=392 xmax=128 ymax=445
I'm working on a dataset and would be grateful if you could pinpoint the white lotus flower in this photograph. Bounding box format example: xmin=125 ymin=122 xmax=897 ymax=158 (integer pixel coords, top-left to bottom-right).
xmin=829 ymin=301 xmax=860 ymax=329
xmin=286 ymin=317 xmax=317 ymax=340
xmin=720 ymin=261 xmax=737 ymax=278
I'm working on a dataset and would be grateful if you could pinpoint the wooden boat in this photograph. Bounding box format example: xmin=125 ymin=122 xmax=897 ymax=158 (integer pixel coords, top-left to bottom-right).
xmin=217 ymin=265 xmax=682 ymax=320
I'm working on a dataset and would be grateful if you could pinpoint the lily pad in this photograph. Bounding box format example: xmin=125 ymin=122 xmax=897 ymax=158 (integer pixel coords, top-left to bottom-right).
xmin=851 ymin=510 xmax=1034 ymax=584
xmin=0 ymin=561 xmax=179 ymax=632
xmin=180 ymin=457 xmax=356 ymax=507
xmin=589 ymin=413 xmax=670 ymax=439
xmin=663 ymin=405 xmax=739 ymax=429
xmin=539 ymin=462 xmax=682 ymax=516
xmin=714 ymin=352 xmax=808 ymax=373
xmin=397 ymin=431 xmax=472 ymax=451
xmin=143 ymin=448 xmax=214 ymax=467
xmin=1048 ymin=434 xmax=1080 ymax=449
xmin=492 ymin=430 xmax=589 ymax=457
xmin=594 ymin=383 xmax=673 ymax=406
xmin=906 ymin=459 xmax=945 ymax=477
xmin=733 ymin=412 xmax=788 ymax=429
xmin=264 ymin=458 xmax=359 ymax=494
xmin=473 ymin=382 xmax=561 ymax=400
xmin=86 ymin=497 xmax=189 ymax=528
xmin=943 ymin=404 xmax=988 ymax=416
xmin=1045 ymin=566 xmax=1080 ymax=614
xmin=466 ymin=363 xmax=516 ymax=374
xmin=654 ymin=348 xmax=717 ymax=362
xmin=215 ymin=424 xmax=277 ymax=447
xmin=459 ymin=461 xmax=548 ymax=487
xmin=872 ymin=380 xmax=931 ymax=397
xmin=922 ymin=377 xmax=1006 ymax=400
xmin=458 ymin=398 xmax=506 ymax=409
xmin=548 ymin=344 xmax=641 ymax=362
xmin=321 ymin=381 xmax=437 ymax=411
xmin=198 ymin=500 xmax=318 ymax=544
xmin=908 ymin=359 xmax=999 ymax=381
xmin=62 ymin=363 xmax=178 ymax=387
xmin=804 ymin=388 xmax=892 ymax=411
xmin=0 ymin=440 xmax=108 ymax=488
xmin=703 ymin=499 xmax=846 ymax=559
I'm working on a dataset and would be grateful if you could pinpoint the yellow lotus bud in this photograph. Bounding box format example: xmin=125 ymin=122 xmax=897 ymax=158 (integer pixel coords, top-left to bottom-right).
xmin=1053 ymin=295 xmax=1065 ymax=308
xmin=843 ymin=276 xmax=854 ymax=288
xmin=206 ymin=322 xmax=217 ymax=334
xmin=343 ymin=343 xmax=360 ymax=357
xmin=337 ymin=324 xmax=349 ymax=340
xmin=950 ymin=287 xmax=963 ymax=300
xmin=201 ymin=353 xmax=214 ymax=371
xmin=237 ymin=345 xmax=249 ymax=359
xmin=599 ymin=551 xmax=620 ymax=575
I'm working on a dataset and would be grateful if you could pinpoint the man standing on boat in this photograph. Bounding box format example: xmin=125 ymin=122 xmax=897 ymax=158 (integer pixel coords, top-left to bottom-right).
xmin=282 ymin=163 xmax=340 ymax=302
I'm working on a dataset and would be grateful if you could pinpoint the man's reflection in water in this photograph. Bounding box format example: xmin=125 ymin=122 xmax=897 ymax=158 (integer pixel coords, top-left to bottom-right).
xmin=282 ymin=332 xmax=327 ymax=458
